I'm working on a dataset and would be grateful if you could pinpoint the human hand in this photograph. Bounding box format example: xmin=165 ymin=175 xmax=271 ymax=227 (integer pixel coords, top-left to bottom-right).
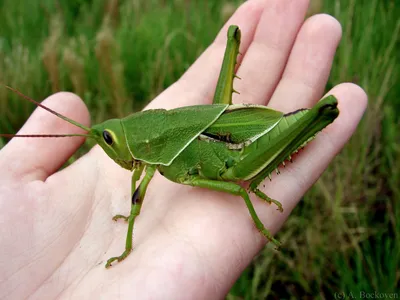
xmin=0 ymin=0 xmax=367 ymax=299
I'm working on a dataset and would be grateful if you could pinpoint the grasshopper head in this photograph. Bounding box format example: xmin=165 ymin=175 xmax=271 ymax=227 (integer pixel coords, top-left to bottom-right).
xmin=91 ymin=119 xmax=134 ymax=170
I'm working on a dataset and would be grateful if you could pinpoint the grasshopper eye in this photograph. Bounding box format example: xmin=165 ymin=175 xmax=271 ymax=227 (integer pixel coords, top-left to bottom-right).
xmin=103 ymin=130 xmax=113 ymax=145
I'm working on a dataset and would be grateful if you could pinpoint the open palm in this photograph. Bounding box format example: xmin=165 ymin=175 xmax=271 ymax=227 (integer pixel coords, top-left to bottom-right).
xmin=0 ymin=0 xmax=367 ymax=299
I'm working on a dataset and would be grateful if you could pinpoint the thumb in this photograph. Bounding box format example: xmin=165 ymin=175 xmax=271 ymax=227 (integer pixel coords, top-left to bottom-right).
xmin=0 ymin=92 xmax=90 ymax=182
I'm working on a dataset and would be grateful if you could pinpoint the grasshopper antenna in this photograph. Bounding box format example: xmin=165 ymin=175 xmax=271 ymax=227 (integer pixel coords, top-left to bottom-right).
xmin=0 ymin=85 xmax=92 ymax=139
xmin=0 ymin=133 xmax=89 ymax=138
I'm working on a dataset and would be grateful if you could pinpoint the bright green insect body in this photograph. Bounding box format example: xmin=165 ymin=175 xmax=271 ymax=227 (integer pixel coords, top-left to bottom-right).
xmin=1 ymin=25 xmax=339 ymax=268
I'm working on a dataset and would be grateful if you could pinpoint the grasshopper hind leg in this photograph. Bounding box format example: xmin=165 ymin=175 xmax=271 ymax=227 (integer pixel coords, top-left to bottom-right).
xmin=180 ymin=176 xmax=281 ymax=247
xmin=247 ymin=165 xmax=285 ymax=213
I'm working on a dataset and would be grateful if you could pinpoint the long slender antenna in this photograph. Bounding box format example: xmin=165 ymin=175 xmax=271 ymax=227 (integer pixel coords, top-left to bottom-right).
xmin=0 ymin=134 xmax=90 ymax=138
xmin=3 ymin=85 xmax=91 ymax=132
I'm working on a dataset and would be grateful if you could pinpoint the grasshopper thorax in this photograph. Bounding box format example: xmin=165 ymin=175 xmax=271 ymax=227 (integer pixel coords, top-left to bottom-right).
xmin=91 ymin=119 xmax=135 ymax=170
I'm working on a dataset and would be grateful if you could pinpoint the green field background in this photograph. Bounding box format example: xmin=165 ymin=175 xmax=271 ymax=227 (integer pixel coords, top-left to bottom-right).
xmin=0 ymin=0 xmax=399 ymax=298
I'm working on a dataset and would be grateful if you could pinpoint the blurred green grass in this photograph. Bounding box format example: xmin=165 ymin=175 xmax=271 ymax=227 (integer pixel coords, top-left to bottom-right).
xmin=0 ymin=0 xmax=399 ymax=298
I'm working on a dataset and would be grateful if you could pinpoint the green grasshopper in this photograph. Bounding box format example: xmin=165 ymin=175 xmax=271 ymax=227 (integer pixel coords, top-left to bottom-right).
xmin=1 ymin=25 xmax=339 ymax=268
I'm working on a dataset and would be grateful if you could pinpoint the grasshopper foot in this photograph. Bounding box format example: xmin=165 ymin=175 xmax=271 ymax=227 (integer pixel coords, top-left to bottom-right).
xmin=105 ymin=249 xmax=132 ymax=268
xmin=259 ymin=227 xmax=281 ymax=249
xmin=112 ymin=214 xmax=129 ymax=222
xmin=252 ymin=188 xmax=283 ymax=212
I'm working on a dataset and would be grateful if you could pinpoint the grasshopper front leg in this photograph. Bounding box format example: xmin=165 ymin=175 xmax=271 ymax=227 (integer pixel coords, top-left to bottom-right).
xmin=112 ymin=164 xmax=145 ymax=222
xmin=106 ymin=165 xmax=155 ymax=268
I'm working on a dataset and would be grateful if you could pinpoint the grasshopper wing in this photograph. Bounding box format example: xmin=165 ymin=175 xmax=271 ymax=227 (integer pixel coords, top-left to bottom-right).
xmin=122 ymin=104 xmax=228 ymax=165
xmin=203 ymin=104 xmax=283 ymax=145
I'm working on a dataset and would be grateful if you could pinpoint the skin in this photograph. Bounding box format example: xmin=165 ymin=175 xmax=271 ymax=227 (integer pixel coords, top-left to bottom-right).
xmin=0 ymin=0 xmax=367 ymax=299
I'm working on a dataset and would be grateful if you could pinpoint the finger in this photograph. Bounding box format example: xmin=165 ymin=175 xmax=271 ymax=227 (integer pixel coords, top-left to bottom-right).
xmin=0 ymin=92 xmax=90 ymax=182
xmin=257 ymin=83 xmax=367 ymax=233
xmin=233 ymin=0 xmax=310 ymax=105
xmin=148 ymin=0 xmax=267 ymax=109
xmin=268 ymin=14 xmax=342 ymax=111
